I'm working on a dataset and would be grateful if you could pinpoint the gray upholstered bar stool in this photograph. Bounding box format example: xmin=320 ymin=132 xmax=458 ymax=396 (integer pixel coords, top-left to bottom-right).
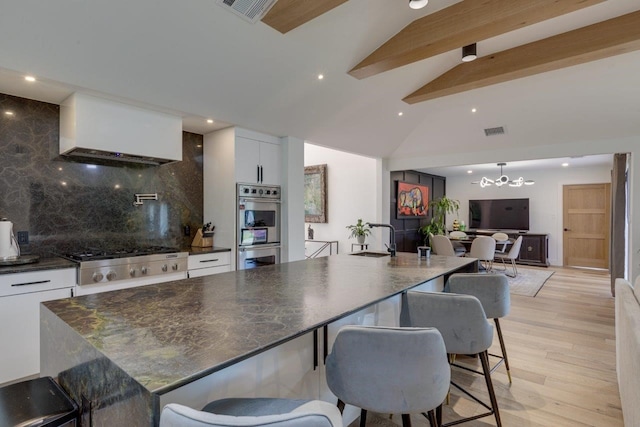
xmin=325 ymin=325 xmax=450 ymax=427
xmin=446 ymin=273 xmax=512 ymax=383
xmin=401 ymin=291 xmax=502 ymax=427
xmin=160 ymin=398 xmax=343 ymax=427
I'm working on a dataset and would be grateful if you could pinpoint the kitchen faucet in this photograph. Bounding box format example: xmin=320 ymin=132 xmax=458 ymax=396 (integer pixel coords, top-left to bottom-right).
xmin=366 ymin=223 xmax=397 ymax=257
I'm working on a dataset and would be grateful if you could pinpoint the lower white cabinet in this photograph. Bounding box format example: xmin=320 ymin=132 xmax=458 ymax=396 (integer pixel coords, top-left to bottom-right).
xmin=187 ymin=252 xmax=231 ymax=278
xmin=0 ymin=268 xmax=75 ymax=384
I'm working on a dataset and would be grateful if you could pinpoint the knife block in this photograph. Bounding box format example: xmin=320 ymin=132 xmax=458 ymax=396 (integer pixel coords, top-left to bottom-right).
xmin=191 ymin=228 xmax=214 ymax=248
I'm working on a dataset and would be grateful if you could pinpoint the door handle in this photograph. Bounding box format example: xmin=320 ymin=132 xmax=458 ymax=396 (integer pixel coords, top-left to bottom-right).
xmin=564 ymin=228 xmax=570 ymax=231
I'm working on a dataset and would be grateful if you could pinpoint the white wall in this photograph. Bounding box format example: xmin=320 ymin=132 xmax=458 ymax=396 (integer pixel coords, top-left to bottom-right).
xmin=446 ymin=165 xmax=612 ymax=266
xmin=281 ymin=137 xmax=305 ymax=263
xmin=304 ymin=144 xmax=379 ymax=255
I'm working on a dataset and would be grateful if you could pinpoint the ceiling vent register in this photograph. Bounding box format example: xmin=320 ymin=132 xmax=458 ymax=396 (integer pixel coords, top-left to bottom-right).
xmin=484 ymin=126 xmax=505 ymax=137
xmin=216 ymin=0 xmax=277 ymax=23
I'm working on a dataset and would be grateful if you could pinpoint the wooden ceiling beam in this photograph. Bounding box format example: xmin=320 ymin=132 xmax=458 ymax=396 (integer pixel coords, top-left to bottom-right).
xmin=403 ymin=11 xmax=640 ymax=104
xmin=262 ymin=0 xmax=349 ymax=34
xmin=349 ymin=0 xmax=605 ymax=80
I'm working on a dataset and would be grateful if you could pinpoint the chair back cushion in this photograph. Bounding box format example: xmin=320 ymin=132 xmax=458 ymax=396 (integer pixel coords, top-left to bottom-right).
xmin=469 ymin=236 xmax=496 ymax=261
xmin=491 ymin=232 xmax=509 ymax=242
xmin=401 ymin=291 xmax=493 ymax=355
xmin=431 ymin=235 xmax=456 ymax=256
xmin=445 ymin=273 xmax=510 ymax=318
xmin=160 ymin=401 xmax=339 ymax=427
xmin=507 ymin=236 xmax=523 ymax=258
xmin=325 ymin=325 xmax=450 ymax=414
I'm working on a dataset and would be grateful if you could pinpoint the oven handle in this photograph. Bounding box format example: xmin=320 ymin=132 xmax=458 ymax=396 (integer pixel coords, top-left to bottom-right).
xmin=238 ymin=198 xmax=281 ymax=204
xmin=238 ymin=244 xmax=281 ymax=252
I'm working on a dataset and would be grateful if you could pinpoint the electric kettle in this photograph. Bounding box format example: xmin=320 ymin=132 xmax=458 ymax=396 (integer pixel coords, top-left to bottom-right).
xmin=0 ymin=218 xmax=20 ymax=260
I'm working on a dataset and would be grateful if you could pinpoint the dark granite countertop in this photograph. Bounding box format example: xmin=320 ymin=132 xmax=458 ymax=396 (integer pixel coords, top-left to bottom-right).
xmin=0 ymin=256 xmax=77 ymax=275
xmin=183 ymin=246 xmax=232 ymax=255
xmin=42 ymin=253 xmax=475 ymax=395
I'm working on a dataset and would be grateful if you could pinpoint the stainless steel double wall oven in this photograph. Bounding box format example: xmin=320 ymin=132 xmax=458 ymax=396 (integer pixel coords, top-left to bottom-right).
xmin=237 ymin=183 xmax=281 ymax=270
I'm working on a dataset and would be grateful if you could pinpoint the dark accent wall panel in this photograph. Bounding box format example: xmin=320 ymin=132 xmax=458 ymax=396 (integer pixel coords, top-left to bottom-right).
xmin=390 ymin=170 xmax=445 ymax=253
xmin=0 ymin=93 xmax=203 ymax=256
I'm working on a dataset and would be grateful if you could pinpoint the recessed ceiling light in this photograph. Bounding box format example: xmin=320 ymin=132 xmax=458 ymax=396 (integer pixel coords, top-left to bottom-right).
xmin=114 ymin=184 xmax=121 ymax=189
xmin=398 ymin=112 xmax=403 ymax=117
xmin=196 ymin=144 xmax=202 ymax=148
xmin=206 ymin=119 xmax=214 ymax=124
xmin=471 ymin=108 xmax=477 ymax=113
xmin=61 ymin=181 xmax=67 ymax=186
xmin=409 ymin=0 xmax=428 ymax=9
xmin=562 ymin=162 xmax=569 ymax=167
xmin=58 ymin=167 xmax=63 ymax=171
xmin=4 ymin=111 xmax=14 ymax=116
xmin=467 ymin=170 xmax=473 ymax=174
xmin=24 ymin=76 xmax=36 ymax=82
xmin=317 ymin=74 xmax=324 ymax=80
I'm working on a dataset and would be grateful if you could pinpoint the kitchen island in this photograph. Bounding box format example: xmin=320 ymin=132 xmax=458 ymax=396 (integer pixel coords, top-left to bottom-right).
xmin=41 ymin=253 xmax=476 ymax=426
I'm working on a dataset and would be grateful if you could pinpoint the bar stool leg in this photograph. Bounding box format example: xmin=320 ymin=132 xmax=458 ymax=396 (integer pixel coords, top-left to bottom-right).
xmin=401 ymin=413 xmax=412 ymax=426
xmin=494 ymin=318 xmax=512 ymax=383
xmin=359 ymin=409 xmax=367 ymax=427
xmin=479 ymin=350 xmax=502 ymax=427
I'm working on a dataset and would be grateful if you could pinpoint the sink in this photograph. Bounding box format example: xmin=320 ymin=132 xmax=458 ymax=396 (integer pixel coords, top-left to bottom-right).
xmin=350 ymin=251 xmax=390 ymax=258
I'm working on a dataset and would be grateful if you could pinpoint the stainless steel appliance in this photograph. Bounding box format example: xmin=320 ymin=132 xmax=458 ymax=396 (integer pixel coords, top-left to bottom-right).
xmin=63 ymin=246 xmax=188 ymax=295
xmin=237 ymin=183 xmax=281 ymax=270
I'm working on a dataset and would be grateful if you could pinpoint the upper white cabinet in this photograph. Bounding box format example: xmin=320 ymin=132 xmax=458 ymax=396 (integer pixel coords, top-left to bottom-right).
xmin=235 ymin=135 xmax=281 ymax=185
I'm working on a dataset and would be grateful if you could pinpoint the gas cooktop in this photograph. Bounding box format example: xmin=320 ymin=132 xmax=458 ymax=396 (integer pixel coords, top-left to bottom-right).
xmin=63 ymin=246 xmax=181 ymax=262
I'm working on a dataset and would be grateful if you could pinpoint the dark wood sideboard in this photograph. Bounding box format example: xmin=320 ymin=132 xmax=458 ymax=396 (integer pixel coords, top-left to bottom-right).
xmin=516 ymin=233 xmax=549 ymax=267
xmin=469 ymin=231 xmax=549 ymax=267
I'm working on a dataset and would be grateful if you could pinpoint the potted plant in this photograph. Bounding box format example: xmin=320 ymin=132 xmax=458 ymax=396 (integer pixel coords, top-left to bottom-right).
xmin=346 ymin=219 xmax=371 ymax=244
xmin=419 ymin=196 xmax=460 ymax=244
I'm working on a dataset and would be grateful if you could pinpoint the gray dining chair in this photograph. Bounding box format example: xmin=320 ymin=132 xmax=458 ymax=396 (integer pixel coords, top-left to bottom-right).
xmin=325 ymin=325 xmax=450 ymax=427
xmin=469 ymin=236 xmax=496 ymax=271
xmin=446 ymin=273 xmax=513 ymax=383
xmin=431 ymin=235 xmax=465 ymax=257
xmin=401 ymin=291 xmax=502 ymax=427
xmin=495 ymin=235 xmax=523 ymax=277
xmin=491 ymin=232 xmax=510 ymax=253
xmin=160 ymin=398 xmax=343 ymax=427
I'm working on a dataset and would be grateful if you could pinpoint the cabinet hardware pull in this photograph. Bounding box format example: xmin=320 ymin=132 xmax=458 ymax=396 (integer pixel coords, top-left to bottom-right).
xmin=260 ymin=166 xmax=264 ymax=183
xmin=199 ymin=259 xmax=219 ymax=263
xmin=257 ymin=165 xmax=260 ymax=183
xmin=11 ymin=280 xmax=51 ymax=287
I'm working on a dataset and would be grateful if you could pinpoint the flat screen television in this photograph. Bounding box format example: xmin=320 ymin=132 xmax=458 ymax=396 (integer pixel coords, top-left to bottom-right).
xmin=469 ymin=198 xmax=530 ymax=231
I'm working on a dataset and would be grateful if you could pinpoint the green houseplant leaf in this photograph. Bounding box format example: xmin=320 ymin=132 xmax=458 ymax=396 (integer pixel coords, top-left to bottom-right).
xmin=346 ymin=218 xmax=371 ymax=239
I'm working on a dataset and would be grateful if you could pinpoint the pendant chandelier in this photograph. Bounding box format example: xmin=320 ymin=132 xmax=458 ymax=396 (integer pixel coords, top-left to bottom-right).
xmin=478 ymin=163 xmax=534 ymax=188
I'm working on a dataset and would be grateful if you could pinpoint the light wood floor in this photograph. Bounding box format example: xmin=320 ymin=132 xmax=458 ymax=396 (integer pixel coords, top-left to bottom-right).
xmin=350 ymin=266 xmax=623 ymax=427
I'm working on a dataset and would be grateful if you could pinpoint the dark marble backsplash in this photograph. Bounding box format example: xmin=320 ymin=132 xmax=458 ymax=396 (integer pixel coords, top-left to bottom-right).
xmin=0 ymin=93 xmax=203 ymax=256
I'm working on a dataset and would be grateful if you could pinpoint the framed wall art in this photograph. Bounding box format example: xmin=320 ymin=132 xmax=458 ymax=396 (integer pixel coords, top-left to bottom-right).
xmin=304 ymin=164 xmax=327 ymax=223
xmin=396 ymin=181 xmax=429 ymax=218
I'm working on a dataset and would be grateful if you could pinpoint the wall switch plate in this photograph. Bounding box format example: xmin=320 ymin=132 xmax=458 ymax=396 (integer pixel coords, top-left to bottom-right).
xmin=17 ymin=231 xmax=29 ymax=245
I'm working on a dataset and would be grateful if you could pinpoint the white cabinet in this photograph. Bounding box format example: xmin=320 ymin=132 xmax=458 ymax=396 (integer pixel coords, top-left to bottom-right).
xmin=0 ymin=268 xmax=75 ymax=384
xmin=187 ymin=252 xmax=231 ymax=278
xmin=235 ymin=136 xmax=281 ymax=185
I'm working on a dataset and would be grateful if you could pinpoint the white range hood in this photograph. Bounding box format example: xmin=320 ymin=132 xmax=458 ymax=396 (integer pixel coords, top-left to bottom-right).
xmin=60 ymin=93 xmax=183 ymax=165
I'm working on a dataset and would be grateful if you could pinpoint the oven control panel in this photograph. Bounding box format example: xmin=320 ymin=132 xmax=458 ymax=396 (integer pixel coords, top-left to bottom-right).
xmin=237 ymin=184 xmax=281 ymax=199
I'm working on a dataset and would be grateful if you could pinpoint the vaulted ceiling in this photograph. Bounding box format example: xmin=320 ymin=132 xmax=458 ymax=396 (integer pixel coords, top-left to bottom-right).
xmin=1 ymin=0 xmax=639 ymax=166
